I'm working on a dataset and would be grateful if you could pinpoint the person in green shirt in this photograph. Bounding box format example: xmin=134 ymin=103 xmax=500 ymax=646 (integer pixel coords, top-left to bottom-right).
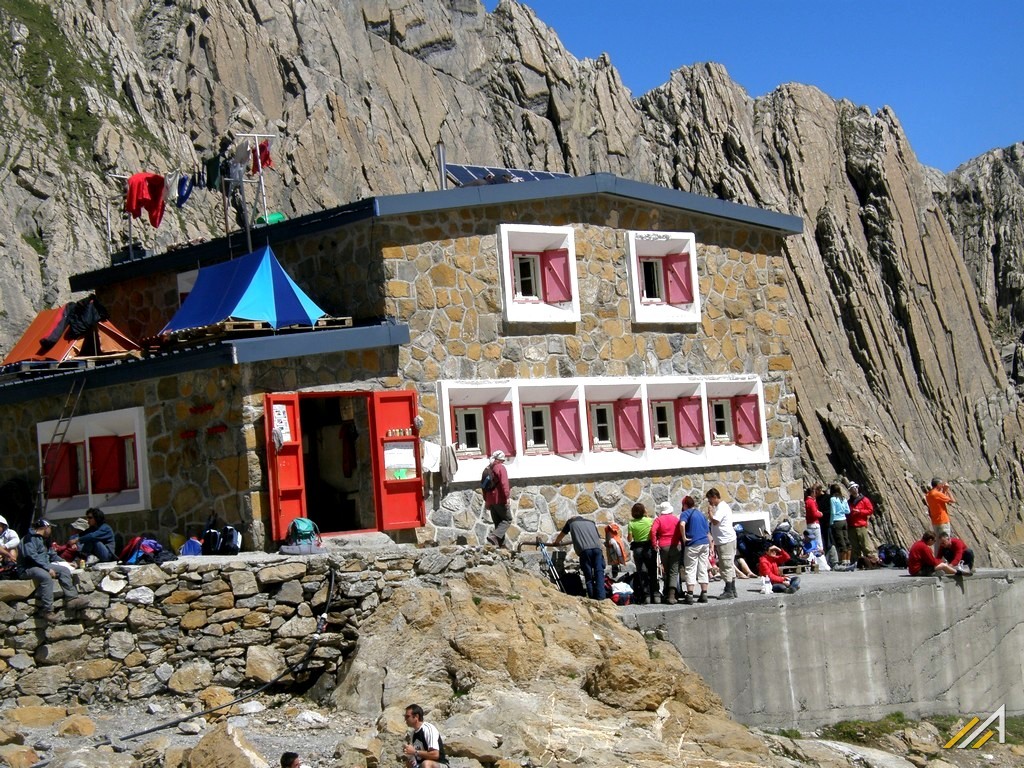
xmin=627 ymin=502 xmax=657 ymax=604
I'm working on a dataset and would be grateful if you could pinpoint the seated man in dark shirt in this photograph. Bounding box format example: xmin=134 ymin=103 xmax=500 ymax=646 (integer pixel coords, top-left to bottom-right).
xmin=77 ymin=508 xmax=116 ymax=563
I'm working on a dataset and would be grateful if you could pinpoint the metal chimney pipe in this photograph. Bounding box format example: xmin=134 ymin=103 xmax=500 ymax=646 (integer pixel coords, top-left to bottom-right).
xmin=436 ymin=140 xmax=447 ymax=191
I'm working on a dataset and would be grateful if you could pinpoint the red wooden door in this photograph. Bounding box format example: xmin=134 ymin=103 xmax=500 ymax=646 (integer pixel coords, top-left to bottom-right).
xmin=264 ymin=394 xmax=307 ymax=541
xmin=370 ymin=390 xmax=424 ymax=530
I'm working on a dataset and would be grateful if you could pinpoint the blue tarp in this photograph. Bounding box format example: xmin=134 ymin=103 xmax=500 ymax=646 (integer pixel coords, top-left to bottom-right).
xmin=161 ymin=245 xmax=326 ymax=333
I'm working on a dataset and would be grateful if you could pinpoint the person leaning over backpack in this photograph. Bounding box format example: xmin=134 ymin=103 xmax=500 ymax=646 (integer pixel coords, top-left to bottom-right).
xmin=483 ymin=450 xmax=511 ymax=547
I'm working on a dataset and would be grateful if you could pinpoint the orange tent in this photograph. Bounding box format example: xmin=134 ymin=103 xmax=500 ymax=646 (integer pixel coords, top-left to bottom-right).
xmin=2 ymin=307 xmax=141 ymax=367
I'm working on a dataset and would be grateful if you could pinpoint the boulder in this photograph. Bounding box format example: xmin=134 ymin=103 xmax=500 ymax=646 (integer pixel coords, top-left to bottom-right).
xmin=169 ymin=660 xmax=214 ymax=694
xmin=186 ymin=722 xmax=270 ymax=768
xmin=244 ymin=646 xmax=286 ymax=684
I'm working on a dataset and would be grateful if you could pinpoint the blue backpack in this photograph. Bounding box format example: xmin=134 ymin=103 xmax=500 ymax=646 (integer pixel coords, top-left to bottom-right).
xmin=179 ymin=538 xmax=202 ymax=556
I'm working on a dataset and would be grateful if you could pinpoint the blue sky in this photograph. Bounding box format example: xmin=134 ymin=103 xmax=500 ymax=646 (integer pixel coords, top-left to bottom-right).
xmin=485 ymin=1 xmax=1023 ymax=173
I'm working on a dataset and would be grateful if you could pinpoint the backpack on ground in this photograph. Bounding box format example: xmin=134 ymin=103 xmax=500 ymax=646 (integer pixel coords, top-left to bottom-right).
xmin=119 ymin=536 xmax=162 ymax=565
xmin=287 ymin=517 xmax=321 ymax=547
xmin=201 ymin=523 xmax=222 ymax=555
xmin=280 ymin=516 xmax=323 ymax=555
xmin=480 ymin=464 xmax=495 ymax=492
xmin=218 ymin=524 xmax=241 ymax=555
xmin=178 ymin=537 xmax=202 ymax=556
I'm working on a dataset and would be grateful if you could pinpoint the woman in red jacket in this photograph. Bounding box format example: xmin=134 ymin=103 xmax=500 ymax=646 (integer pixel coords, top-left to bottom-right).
xmin=759 ymin=545 xmax=801 ymax=594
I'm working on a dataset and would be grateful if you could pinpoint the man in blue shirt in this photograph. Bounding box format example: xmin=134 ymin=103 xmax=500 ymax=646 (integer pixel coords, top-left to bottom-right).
xmin=679 ymin=496 xmax=711 ymax=604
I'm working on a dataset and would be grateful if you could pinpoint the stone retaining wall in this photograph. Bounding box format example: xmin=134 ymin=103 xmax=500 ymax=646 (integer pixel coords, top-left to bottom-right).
xmin=0 ymin=547 xmax=489 ymax=705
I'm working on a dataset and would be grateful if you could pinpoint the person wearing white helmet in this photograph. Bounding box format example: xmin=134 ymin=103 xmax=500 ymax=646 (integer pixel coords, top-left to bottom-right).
xmin=0 ymin=515 xmax=20 ymax=572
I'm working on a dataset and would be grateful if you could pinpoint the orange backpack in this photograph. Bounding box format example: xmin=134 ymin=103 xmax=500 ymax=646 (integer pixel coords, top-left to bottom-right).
xmin=604 ymin=523 xmax=629 ymax=566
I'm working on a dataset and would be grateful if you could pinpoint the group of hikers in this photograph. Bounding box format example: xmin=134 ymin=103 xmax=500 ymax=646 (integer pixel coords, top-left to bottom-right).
xmin=546 ymin=487 xmax=802 ymax=602
xmin=0 ymin=508 xmax=120 ymax=622
xmin=475 ymin=448 xmax=980 ymax=601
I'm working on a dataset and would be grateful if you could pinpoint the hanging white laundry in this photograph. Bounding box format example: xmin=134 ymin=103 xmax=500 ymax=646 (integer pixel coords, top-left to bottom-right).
xmin=163 ymin=171 xmax=180 ymax=203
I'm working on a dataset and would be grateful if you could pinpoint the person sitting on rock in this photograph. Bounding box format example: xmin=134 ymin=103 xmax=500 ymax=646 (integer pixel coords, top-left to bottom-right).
xmin=758 ymin=545 xmax=800 ymax=594
xmin=907 ymin=531 xmax=958 ymax=577
xmin=77 ymin=507 xmax=117 ymax=564
xmin=937 ymin=532 xmax=975 ymax=575
xmin=403 ymin=703 xmax=449 ymax=767
xmin=0 ymin=515 xmax=20 ymax=577
xmin=19 ymin=519 xmax=89 ymax=622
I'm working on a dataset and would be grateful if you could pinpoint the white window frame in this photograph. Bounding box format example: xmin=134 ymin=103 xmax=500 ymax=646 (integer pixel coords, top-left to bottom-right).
xmin=438 ymin=375 xmax=769 ymax=484
xmin=626 ymin=230 xmax=700 ymax=324
xmin=639 ymin=257 xmax=666 ymax=303
xmin=523 ymin=405 xmax=552 ymax=453
xmin=709 ymin=398 xmax=734 ymax=444
xmin=651 ymin=401 xmax=677 ymax=447
xmin=36 ymin=406 xmax=150 ymax=519
xmin=588 ymin=403 xmax=616 ymax=451
xmin=498 ymin=224 xmax=580 ymax=323
xmin=512 ymin=253 xmax=541 ymax=301
xmin=454 ymin=407 xmax=486 ymax=457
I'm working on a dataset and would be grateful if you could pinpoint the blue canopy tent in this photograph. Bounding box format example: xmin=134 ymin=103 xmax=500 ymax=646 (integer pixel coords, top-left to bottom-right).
xmin=162 ymin=245 xmax=326 ymax=333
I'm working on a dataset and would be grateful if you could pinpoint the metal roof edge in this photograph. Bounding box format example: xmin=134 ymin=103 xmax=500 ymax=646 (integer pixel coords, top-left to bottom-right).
xmin=0 ymin=323 xmax=411 ymax=406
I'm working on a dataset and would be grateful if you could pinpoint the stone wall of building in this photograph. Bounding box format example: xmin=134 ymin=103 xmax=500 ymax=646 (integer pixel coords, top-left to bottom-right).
xmin=0 ymin=547 xmax=488 ymax=706
xmin=284 ymin=198 xmax=799 ymax=535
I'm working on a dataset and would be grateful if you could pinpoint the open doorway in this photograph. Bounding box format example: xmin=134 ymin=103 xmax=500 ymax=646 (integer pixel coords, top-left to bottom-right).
xmin=298 ymin=394 xmax=376 ymax=534
xmin=264 ymin=390 xmax=424 ymax=543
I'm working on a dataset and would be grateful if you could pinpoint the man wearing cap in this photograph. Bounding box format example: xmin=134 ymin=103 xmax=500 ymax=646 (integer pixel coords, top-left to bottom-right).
xmin=0 ymin=515 xmax=20 ymax=568
xmin=483 ymin=451 xmax=511 ymax=547
xmin=52 ymin=518 xmax=89 ymax=563
xmin=847 ymin=482 xmax=875 ymax=566
xmin=19 ymin=519 xmax=89 ymax=622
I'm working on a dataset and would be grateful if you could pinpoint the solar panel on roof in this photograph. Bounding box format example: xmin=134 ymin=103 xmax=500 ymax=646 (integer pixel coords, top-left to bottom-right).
xmin=444 ymin=163 xmax=572 ymax=187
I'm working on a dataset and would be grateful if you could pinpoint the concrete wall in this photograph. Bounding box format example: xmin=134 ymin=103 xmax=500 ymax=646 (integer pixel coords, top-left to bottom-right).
xmin=625 ymin=572 xmax=1024 ymax=729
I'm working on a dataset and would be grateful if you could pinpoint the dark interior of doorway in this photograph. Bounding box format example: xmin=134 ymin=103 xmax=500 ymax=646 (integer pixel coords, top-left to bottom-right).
xmin=298 ymin=394 xmax=376 ymax=534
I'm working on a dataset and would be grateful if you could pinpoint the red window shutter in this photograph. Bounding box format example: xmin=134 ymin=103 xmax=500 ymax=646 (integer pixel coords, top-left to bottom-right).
xmin=614 ymin=399 xmax=645 ymax=451
xmin=90 ymin=435 xmax=124 ymax=493
xmin=483 ymin=402 xmax=515 ymax=456
xmin=663 ymin=252 xmax=693 ymax=304
xmin=550 ymin=400 xmax=582 ymax=454
xmin=43 ymin=443 xmax=77 ymax=498
xmin=675 ymin=397 xmax=705 ymax=447
xmin=732 ymin=394 xmax=763 ymax=445
xmin=540 ymin=248 xmax=572 ymax=303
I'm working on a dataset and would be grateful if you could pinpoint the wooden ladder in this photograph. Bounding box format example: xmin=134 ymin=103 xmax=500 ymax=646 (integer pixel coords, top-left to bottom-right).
xmin=35 ymin=377 xmax=86 ymax=516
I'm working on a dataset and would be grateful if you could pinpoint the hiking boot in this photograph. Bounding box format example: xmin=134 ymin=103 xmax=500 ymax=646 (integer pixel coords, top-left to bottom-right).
xmin=697 ymin=593 xmax=709 ymax=604
xmin=681 ymin=591 xmax=694 ymax=605
xmin=41 ymin=611 xmax=60 ymax=624
xmin=665 ymin=588 xmax=677 ymax=605
xmin=651 ymin=592 xmax=662 ymax=604
xmin=726 ymin=580 xmax=738 ymax=599
xmin=85 ymin=555 xmax=100 ymax=566
xmin=65 ymin=596 xmax=91 ymax=610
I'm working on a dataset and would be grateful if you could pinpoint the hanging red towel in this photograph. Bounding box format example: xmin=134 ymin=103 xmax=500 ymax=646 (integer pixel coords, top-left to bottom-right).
xmin=250 ymin=140 xmax=273 ymax=175
xmin=124 ymin=173 xmax=166 ymax=228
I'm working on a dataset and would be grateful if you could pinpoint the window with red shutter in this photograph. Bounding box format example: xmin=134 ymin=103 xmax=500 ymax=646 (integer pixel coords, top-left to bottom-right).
xmin=663 ymin=252 xmax=693 ymax=305
xmin=484 ymin=402 xmax=516 ymax=457
xmin=614 ymin=399 xmax=645 ymax=451
xmin=675 ymin=396 xmax=705 ymax=447
xmin=540 ymin=248 xmax=572 ymax=303
xmin=550 ymin=400 xmax=582 ymax=455
xmin=90 ymin=435 xmax=124 ymax=494
xmin=732 ymin=394 xmax=763 ymax=445
xmin=43 ymin=443 xmax=79 ymax=498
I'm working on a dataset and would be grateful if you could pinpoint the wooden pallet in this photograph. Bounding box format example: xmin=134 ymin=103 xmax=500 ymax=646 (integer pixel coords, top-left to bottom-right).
xmin=313 ymin=316 xmax=353 ymax=329
xmin=781 ymin=563 xmax=812 ymax=575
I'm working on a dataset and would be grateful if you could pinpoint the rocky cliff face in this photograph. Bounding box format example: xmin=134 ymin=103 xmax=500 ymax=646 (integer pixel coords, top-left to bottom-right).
xmin=0 ymin=0 xmax=1021 ymax=560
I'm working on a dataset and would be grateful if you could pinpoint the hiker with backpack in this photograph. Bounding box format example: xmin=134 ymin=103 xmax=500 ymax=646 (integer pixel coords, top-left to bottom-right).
xmin=482 ymin=450 xmax=511 ymax=547
xmin=603 ymin=522 xmax=628 ymax=578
